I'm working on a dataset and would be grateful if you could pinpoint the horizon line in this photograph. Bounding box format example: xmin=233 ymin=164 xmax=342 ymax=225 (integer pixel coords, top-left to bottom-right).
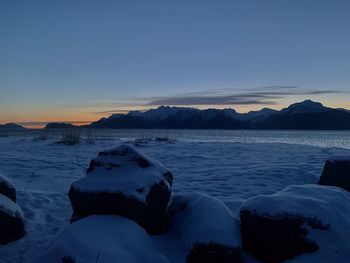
xmin=2 ymin=99 xmax=349 ymax=129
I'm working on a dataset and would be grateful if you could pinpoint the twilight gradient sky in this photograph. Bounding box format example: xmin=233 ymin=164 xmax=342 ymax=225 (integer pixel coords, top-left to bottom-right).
xmin=1 ymin=0 xmax=350 ymax=127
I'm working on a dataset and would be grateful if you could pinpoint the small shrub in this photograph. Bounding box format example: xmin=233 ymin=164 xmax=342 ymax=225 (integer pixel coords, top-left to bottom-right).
xmin=86 ymin=128 xmax=96 ymax=144
xmin=56 ymin=128 xmax=81 ymax=145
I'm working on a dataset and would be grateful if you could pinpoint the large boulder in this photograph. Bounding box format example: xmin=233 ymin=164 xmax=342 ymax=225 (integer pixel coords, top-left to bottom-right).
xmin=0 ymin=172 xmax=16 ymax=202
xmin=240 ymin=184 xmax=350 ymax=263
xmin=0 ymin=194 xmax=25 ymax=244
xmin=68 ymin=144 xmax=173 ymax=234
xmin=35 ymin=215 xmax=170 ymax=263
xmin=318 ymin=156 xmax=350 ymax=192
xmin=168 ymin=192 xmax=241 ymax=263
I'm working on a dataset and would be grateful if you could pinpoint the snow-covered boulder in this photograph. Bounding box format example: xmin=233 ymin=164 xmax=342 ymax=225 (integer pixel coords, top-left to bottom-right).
xmin=240 ymin=184 xmax=350 ymax=263
xmin=68 ymin=144 xmax=173 ymax=234
xmin=35 ymin=215 xmax=170 ymax=263
xmin=318 ymin=156 xmax=350 ymax=192
xmin=169 ymin=193 xmax=241 ymax=263
xmin=0 ymin=172 xmax=16 ymax=202
xmin=0 ymin=194 xmax=25 ymax=245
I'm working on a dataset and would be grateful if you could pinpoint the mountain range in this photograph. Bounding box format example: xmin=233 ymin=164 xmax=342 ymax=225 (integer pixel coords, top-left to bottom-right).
xmin=89 ymin=100 xmax=350 ymax=130
xmin=3 ymin=100 xmax=350 ymax=130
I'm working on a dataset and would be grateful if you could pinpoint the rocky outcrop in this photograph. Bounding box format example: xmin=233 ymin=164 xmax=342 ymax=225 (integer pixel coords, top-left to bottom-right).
xmin=240 ymin=184 xmax=350 ymax=263
xmin=318 ymin=156 xmax=350 ymax=192
xmin=0 ymin=194 xmax=25 ymax=245
xmin=68 ymin=144 xmax=173 ymax=234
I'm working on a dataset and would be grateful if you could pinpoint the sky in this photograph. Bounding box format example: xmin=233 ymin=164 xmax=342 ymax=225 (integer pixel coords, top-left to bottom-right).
xmin=1 ymin=0 xmax=350 ymax=128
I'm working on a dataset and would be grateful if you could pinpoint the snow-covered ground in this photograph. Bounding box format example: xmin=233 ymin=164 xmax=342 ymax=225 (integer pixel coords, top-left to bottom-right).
xmin=1 ymin=132 xmax=350 ymax=262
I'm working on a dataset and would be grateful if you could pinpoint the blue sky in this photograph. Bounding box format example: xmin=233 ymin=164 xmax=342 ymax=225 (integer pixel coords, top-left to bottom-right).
xmin=1 ymin=0 xmax=350 ymax=126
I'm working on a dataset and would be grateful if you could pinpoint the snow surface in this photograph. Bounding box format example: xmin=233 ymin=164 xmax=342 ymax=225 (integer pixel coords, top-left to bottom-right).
xmin=0 ymin=194 xmax=22 ymax=218
xmin=241 ymin=184 xmax=350 ymax=263
xmin=170 ymin=192 xmax=241 ymax=252
xmin=71 ymin=144 xmax=170 ymax=202
xmin=36 ymin=215 xmax=170 ymax=263
xmin=0 ymin=134 xmax=350 ymax=262
xmin=37 ymin=193 xmax=241 ymax=263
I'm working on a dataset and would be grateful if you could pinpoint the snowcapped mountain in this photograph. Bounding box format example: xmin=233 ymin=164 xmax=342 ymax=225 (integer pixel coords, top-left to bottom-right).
xmin=280 ymin=100 xmax=329 ymax=114
xmin=90 ymin=106 xmax=248 ymax=129
xmin=239 ymin=108 xmax=278 ymax=122
xmin=142 ymin=106 xmax=199 ymax=121
xmin=89 ymin=100 xmax=350 ymax=130
xmin=258 ymin=100 xmax=350 ymax=130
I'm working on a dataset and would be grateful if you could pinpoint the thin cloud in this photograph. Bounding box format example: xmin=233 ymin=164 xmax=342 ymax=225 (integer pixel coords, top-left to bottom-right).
xmin=147 ymin=95 xmax=280 ymax=106
xmin=56 ymin=86 xmax=347 ymax=113
xmin=146 ymin=87 xmax=344 ymax=106
xmin=94 ymin=109 xmax=136 ymax=115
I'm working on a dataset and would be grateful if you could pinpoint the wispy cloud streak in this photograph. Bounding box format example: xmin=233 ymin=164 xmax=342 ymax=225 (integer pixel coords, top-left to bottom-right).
xmin=146 ymin=87 xmax=344 ymax=106
xmin=57 ymin=86 xmax=348 ymax=114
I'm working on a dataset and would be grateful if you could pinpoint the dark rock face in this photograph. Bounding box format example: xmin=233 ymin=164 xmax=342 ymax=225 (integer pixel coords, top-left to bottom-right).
xmin=0 ymin=209 xmax=25 ymax=245
xmin=0 ymin=172 xmax=24 ymax=244
xmin=240 ymin=211 xmax=326 ymax=263
xmin=68 ymin=144 xmax=173 ymax=234
xmin=239 ymin=184 xmax=350 ymax=263
xmin=318 ymin=158 xmax=350 ymax=191
xmin=69 ymin=181 xmax=171 ymax=234
xmin=0 ymin=173 xmax=16 ymax=202
xmin=187 ymin=242 xmax=241 ymax=263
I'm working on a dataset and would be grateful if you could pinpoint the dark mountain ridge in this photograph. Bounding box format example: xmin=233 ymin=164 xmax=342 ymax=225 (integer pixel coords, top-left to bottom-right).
xmin=88 ymin=100 xmax=350 ymax=130
xmin=0 ymin=123 xmax=26 ymax=131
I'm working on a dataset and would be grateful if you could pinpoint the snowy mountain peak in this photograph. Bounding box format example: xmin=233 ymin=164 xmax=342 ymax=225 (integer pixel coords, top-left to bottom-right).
xmin=142 ymin=106 xmax=199 ymax=121
xmin=238 ymin=108 xmax=278 ymax=122
xmin=282 ymin=100 xmax=328 ymax=114
xmin=222 ymin=108 xmax=239 ymax=118
xmin=127 ymin=110 xmax=144 ymax=117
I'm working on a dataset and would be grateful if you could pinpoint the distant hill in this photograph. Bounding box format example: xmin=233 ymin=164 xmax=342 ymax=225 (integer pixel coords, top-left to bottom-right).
xmin=88 ymin=100 xmax=350 ymax=130
xmin=257 ymin=100 xmax=350 ymax=130
xmin=0 ymin=123 xmax=26 ymax=131
xmin=44 ymin=123 xmax=77 ymax=129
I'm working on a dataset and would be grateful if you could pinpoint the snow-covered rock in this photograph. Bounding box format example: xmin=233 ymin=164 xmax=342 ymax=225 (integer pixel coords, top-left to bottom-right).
xmin=169 ymin=193 xmax=241 ymax=263
xmin=318 ymin=155 xmax=350 ymax=192
xmin=68 ymin=144 xmax=173 ymax=234
xmin=0 ymin=194 xmax=25 ymax=245
xmin=240 ymin=184 xmax=350 ymax=263
xmin=0 ymin=172 xmax=16 ymax=202
xmin=35 ymin=215 xmax=170 ymax=263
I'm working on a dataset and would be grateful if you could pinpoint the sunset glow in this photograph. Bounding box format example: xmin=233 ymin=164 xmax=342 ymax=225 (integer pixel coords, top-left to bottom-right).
xmin=1 ymin=1 xmax=350 ymax=127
